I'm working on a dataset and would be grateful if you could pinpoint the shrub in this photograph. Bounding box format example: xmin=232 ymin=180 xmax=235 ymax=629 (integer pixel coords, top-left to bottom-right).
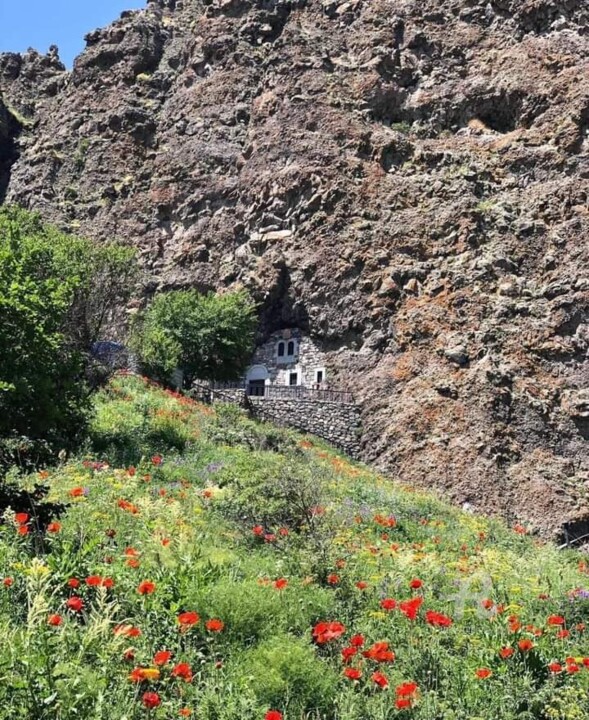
xmin=234 ymin=634 xmax=338 ymax=713
xmin=130 ymin=289 xmax=257 ymax=386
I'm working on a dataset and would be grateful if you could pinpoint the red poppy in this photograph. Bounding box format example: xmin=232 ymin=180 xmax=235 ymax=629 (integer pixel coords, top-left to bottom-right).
xmin=363 ymin=641 xmax=395 ymax=663
xmin=86 ymin=575 xmax=102 ymax=587
xmin=518 ymin=639 xmax=534 ymax=652
xmin=178 ymin=612 xmax=200 ymax=627
xmin=47 ymin=614 xmax=63 ymax=626
xmin=179 ymin=710 xmax=192 ymax=718
xmin=264 ymin=533 xmax=276 ymax=543
xmin=66 ymin=596 xmax=84 ymax=612
xmin=17 ymin=525 xmax=29 ymax=536
xmin=556 ymin=629 xmax=570 ymax=639
xmin=171 ymin=662 xmax=193 ymax=682
xmin=102 ymin=577 xmax=114 ymax=589
xmin=153 ymin=650 xmax=172 ymax=665
xmin=327 ymin=574 xmax=340 ymax=585
xmin=265 ymin=712 xmax=283 ymax=720
xmin=252 ymin=525 xmax=264 ymax=537
xmin=395 ymin=682 xmax=418 ymax=698
xmin=344 ymin=667 xmax=362 ymax=680
xmin=548 ymin=662 xmax=563 ymax=673
xmin=409 ymin=578 xmax=423 ymax=590
xmin=67 ymin=578 xmax=80 ymax=588
xmin=396 ymin=698 xmax=411 ymax=709
xmin=425 ymin=610 xmax=453 ymax=628
xmin=399 ymin=597 xmax=423 ymax=620
xmin=274 ymin=578 xmax=288 ymax=590
xmin=15 ymin=513 xmax=29 ymax=525
xmin=2 ymin=577 xmax=13 ymax=587
xmin=151 ymin=455 xmax=163 ymax=466
xmin=278 ymin=527 xmax=289 ymax=536
xmin=355 ymin=581 xmax=368 ymax=590
xmin=475 ymin=668 xmax=492 ymax=679
xmin=481 ymin=598 xmax=494 ymax=610
xmin=350 ymin=634 xmax=364 ymax=647
xmin=142 ymin=691 xmax=161 ymax=709
xmin=69 ymin=487 xmax=84 ymax=497
xmin=341 ymin=646 xmax=357 ymax=663
xmin=114 ymin=624 xmax=142 ymax=638
xmin=206 ymin=618 xmax=224 ymax=632
xmin=312 ymin=621 xmax=346 ymax=644
xmin=380 ymin=598 xmax=397 ymax=611
xmin=138 ymin=580 xmax=156 ymax=595
xmin=566 ymin=662 xmax=580 ymax=674
xmin=547 ymin=615 xmax=566 ymax=626
xmin=47 ymin=522 xmax=61 ymax=533
xmin=372 ymin=671 xmax=389 ymax=689
xmin=499 ymin=647 xmax=514 ymax=659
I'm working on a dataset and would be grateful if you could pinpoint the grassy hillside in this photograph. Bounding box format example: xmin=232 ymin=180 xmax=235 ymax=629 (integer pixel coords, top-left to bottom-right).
xmin=1 ymin=374 xmax=588 ymax=720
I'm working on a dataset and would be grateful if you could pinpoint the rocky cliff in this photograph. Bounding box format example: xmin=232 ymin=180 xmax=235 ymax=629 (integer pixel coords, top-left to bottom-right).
xmin=1 ymin=0 xmax=588 ymax=538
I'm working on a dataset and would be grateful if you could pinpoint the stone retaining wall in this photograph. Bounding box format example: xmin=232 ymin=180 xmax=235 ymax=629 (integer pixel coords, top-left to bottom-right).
xmin=248 ymin=397 xmax=362 ymax=458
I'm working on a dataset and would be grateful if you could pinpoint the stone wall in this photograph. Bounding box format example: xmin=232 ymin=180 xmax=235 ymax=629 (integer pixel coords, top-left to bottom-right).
xmin=248 ymin=397 xmax=362 ymax=458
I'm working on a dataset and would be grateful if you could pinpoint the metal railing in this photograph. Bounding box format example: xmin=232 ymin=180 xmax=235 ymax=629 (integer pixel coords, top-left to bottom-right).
xmin=205 ymin=380 xmax=354 ymax=404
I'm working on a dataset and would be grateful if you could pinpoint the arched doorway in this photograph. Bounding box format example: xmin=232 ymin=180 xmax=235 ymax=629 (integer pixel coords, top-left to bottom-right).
xmin=246 ymin=365 xmax=269 ymax=397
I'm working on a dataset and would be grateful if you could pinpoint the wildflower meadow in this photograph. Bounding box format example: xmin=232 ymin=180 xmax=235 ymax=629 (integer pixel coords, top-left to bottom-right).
xmin=1 ymin=374 xmax=588 ymax=719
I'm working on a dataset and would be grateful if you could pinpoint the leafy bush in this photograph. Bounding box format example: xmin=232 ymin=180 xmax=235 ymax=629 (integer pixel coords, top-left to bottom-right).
xmin=235 ymin=635 xmax=338 ymax=713
xmin=131 ymin=289 xmax=257 ymax=385
xmin=0 ymin=206 xmax=136 ymax=470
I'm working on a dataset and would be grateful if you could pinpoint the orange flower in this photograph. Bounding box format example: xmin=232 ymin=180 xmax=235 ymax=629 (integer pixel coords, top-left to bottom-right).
xmin=17 ymin=525 xmax=29 ymax=536
xmin=179 ymin=710 xmax=192 ymax=718
xmin=47 ymin=614 xmax=62 ymax=626
xmin=518 ymin=639 xmax=534 ymax=652
xmin=355 ymin=581 xmax=368 ymax=590
xmin=363 ymin=641 xmax=395 ymax=663
xmin=206 ymin=618 xmax=224 ymax=632
xmin=476 ymin=668 xmax=492 ymax=679
xmin=547 ymin=615 xmax=566 ymax=626
xmin=499 ymin=647 xmax=514 ymax=659
xmin=312 ymin=621 xmax=346 ymax=644
xmin=137 ymin=580 xmax=156 ymax=595
xmin=153 ymin=650 xmax=172 ymax=665
xmin=171 ymin=662 xmax=193 ymax=682
xmin=15 ymin=513 xmax=29 ymax=525
xmin=47 ymin=522 xmax=61 ymax=533
xmin=69 ymin=487 xmax=84 ymax=498
xmin=178 ymin=611 xmax=200 ymax=627
xmin=2 ymin=577 xmax=13 ymax=587
xmin=327 ymin=574 xmax=340 ymax=585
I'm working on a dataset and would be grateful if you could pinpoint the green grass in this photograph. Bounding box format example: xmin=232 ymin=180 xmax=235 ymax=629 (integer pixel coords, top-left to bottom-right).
xmin=0 ymin=374 xmax=588 ymax=719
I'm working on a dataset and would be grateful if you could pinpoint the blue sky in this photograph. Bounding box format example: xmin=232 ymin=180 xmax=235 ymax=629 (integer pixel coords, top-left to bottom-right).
xmin=0 ymin=0 xmax=146 ymax=68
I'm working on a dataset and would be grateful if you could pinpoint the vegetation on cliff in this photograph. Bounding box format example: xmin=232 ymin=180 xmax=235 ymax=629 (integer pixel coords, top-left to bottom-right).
xmin=1 ymin=375 xmax=588 ymax=719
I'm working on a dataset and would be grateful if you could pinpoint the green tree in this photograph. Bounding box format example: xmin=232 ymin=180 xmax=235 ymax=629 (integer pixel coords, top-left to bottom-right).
xmin=131 ymin=289 xmax=257 ymax=386
xmin=0 ymin=206 xmax=136 ymax=468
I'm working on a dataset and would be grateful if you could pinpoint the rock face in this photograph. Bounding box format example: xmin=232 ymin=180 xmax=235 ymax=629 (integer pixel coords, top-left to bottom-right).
xmin=1 ymin=0 xmax=588 ymax=537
